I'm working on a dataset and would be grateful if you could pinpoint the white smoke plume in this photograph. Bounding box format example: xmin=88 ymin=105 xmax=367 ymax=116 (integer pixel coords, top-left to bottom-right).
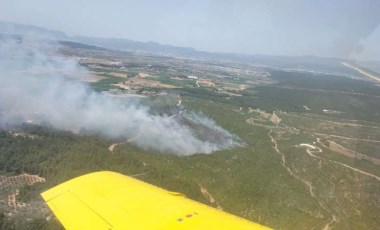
xmin=0 ymin=36 xmax=241 ymax=155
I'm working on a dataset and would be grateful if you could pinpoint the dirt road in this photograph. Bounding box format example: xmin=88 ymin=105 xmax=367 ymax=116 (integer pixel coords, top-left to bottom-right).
xmin=108 ymin=134 xmax=142 ymax=152
xmin=199 ymin=184 xmax=223 ymax=210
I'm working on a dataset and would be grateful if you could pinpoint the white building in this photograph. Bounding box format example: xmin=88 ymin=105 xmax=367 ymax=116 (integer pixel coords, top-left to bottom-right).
xmin=187 ymin=75 xmax=199 ymax=80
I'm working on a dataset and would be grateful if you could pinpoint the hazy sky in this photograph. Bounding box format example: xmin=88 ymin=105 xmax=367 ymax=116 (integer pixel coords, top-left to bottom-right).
xmin=1 ymin=0 xmax=380 ymax=60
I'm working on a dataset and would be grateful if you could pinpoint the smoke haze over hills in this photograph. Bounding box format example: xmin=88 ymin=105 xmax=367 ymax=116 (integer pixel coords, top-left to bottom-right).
xmin=0 ymin=36 xmax=240 ymax=155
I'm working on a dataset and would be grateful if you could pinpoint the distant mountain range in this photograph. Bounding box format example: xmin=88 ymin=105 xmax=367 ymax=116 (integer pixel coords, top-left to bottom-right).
xmin=0 ymin=21 xmax=199 ymax=56
xmin=2 ymin=20 xmax=378 ymax=76
xmin=0 ymin=21 xmax=66 ymax=39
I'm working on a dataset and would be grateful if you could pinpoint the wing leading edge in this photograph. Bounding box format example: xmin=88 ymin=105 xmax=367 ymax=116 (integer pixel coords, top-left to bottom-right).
xmin=41 ymin=171 xmax=272 ymax=230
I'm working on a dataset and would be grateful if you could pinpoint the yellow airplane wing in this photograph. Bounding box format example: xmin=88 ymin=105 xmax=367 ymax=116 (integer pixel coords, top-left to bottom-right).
xmin=41 ymin=171 xmax=271 ymax=230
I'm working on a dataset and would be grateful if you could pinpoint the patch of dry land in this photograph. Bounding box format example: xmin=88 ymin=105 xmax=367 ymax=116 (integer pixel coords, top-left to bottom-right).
xmin=108 ymin=72 xmax=129 ymax=78
xmin=138 ymin=72 xmax=150 ymax=78
xmin=325 ymin=140 xmax=380 ymax=165
xmin=197 ymin=79 xmax=215 ymax=87
xmin=85 ymin=73 xmax=106 ymax=82
xmin=114 ymin=76 xmax=177 ymax=89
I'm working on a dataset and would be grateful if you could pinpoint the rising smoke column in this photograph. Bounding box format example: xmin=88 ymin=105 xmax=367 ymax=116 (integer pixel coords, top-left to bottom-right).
xmin=0 ymin=36 xmax=241 ymax=155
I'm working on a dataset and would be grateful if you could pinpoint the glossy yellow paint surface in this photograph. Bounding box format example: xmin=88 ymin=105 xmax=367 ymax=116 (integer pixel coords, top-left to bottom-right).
xmin=41 ymin=171 xmax=272 ymax=230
